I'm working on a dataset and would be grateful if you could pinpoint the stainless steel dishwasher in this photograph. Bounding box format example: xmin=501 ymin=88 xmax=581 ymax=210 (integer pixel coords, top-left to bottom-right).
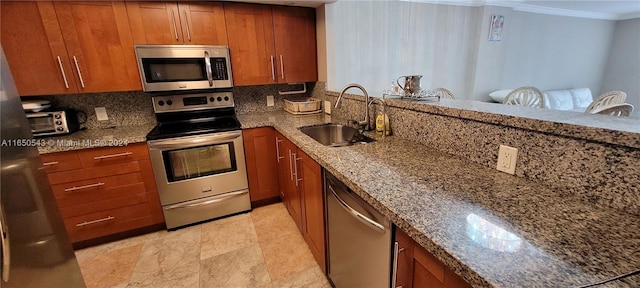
xmin=326 ymin=172 xmax=393 ymax=288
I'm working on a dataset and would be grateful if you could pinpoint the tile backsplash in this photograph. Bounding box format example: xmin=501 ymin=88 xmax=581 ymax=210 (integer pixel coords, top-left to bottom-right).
xmin=35 ymin=82 xmax=327 ymax=129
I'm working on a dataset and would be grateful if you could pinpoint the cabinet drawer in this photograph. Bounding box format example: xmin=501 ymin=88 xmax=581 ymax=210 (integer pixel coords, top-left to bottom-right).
xmin=48 ymin=161 xmax=142 ymax=185
xmin=77 ymin=143 xmax=150 ymax=168
xmin=52 ymin=172 xmax=146 ymax=207
xmin=59 ymin=192 xmax=149 ymax=219
xmin=40 ymin=151 xmax=82 ymax=173
xmin=63 ymin=202 xmax=154 ymax=243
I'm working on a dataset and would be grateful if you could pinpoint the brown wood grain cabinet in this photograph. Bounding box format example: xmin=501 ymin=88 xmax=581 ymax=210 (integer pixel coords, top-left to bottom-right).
xmin=1 ymin=1 xmax=141 ymax=96
xmin=395 ymin=229 xmax=471 ymax=288
xmin=224 ymin=3 xmax=317 ymax=86
xmin=40 ymin=143 xmax=164 ymax=244
xmin=274 ymin=131 xmax=326 ymax=272
xmin=243 ymin=128 xmax=280 ymax=203
xmin=126 ymin=1 xmax=227 ymax=45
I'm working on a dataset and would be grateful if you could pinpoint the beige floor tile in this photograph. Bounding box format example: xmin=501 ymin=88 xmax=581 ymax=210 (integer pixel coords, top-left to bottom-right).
xmin=200 ymin=212 xmax=259 ymax=260
xmin=252 ymin=203 xmax=300 ymax=244
xmin=127 ymin=225 xmax=201 ymax=288
xmin=199 ymin=245 xmax=271 ymax=288
xmin=270 ymin=266 xmax=332 ymax=288
xmin=77 ymin=243 xmax=143 ymax=288
xmin=75 ymin=230 xmax=164 ymax=263
xmin=260 ymin=230 xmax=317 ymax=281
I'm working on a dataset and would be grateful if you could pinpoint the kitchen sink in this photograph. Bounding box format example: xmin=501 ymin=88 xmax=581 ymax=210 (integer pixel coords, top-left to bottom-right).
xmin=298 ymin=123 xmax=375 ymax=147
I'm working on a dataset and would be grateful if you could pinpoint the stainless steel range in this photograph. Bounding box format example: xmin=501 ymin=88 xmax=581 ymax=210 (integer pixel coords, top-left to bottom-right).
xmin=146 ymin=91 xmax=250 ymax=230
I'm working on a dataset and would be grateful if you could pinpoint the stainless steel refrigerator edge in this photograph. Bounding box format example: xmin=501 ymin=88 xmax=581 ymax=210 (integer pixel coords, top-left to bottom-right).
xmin=0 ymin=46 xmax=85 ymax=287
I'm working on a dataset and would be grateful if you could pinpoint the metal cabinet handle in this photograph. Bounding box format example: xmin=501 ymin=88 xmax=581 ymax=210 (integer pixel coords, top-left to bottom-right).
xmin=93 ymin=152 xmax=133 ymax=160
xmin=270 ymin=55 xmax=276 ymax=81
xmin=204 ymin=51 xmax=213 ymax=87
xmin=64 ymin=182 xmax=105 ymax=192
xmin=392 ymin=241 xmax=400 ymax=288
xmin=288 ymin=150 xmax=294 ymax=181
xmin=183 ymin=11 xmax=191 ymax=41
xmin=56 ymin=56 xmax=70 ymax=89
xmin=76 ymin=216 xmax=114 ymax=227
xmin=293 ymin=153 xmax=301 ymax=187
xmin=171 ymin=10 xmax=179 ymax=40
xmin=275 ymin=137 xmax=284 ymax=163
xmin=164 ymin=190 xmax=248 ymax=210
xmin=280 ymin=55 xmax=285 ymax=80
xmin=0 ymin=204 xmax=10 ymax=282
xmin=43 ymin=161 xmax=59 ymax=166
xmin=72 ymin=56 xmax=85 ymax=88
xmin=328 ymin=184 xmax=386 ymax=233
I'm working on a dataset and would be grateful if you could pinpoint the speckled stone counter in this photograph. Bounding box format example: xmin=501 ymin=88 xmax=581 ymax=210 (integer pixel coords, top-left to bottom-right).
xmin=238 ymin=111 xmax=640 ymax=287
xmin=37 ymin=123 xmax=156 ymax=154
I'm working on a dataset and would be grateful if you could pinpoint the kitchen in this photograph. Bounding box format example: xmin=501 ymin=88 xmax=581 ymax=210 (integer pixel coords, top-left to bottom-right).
xmin=1 ymin=1 xmax=640 ymax=288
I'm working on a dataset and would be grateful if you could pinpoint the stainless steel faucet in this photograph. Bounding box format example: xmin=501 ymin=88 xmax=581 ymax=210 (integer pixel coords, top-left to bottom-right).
xmin=334 ymin=83 xmax=370 ymax=131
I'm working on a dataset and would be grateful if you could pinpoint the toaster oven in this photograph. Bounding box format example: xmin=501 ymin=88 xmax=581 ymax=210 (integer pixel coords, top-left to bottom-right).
xmin=26 ymin=109 xmax=79 ymax=137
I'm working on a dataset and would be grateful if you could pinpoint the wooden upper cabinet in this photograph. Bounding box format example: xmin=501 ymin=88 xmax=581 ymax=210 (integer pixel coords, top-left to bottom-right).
xmin=225 ymin=3 xmax=317 ymax=86
xmin=273 ymin=6 xmax=317 ymax=83
xmin=1 ymin=1 xmax=78 ymax=96
xmin=178 ymin=2 xmax=228 ymax=45
xmin=54 ymin=1 xmax=141 ymax=93
xmin=224 ymin=3 xmax=277 ymax=86
xmin=127 ymin=1 xmax=227 ymax=45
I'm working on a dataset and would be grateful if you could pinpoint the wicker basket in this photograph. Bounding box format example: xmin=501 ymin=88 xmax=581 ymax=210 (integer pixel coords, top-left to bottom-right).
xmin=284 ymin=98 xmax=322 ymax=114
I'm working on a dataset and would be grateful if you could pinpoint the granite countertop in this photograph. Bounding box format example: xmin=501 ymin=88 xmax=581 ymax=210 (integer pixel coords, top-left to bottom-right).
xmin=37 ymin=123 xmax=156 ymax=154
xmin=238 ymin=111 xmax=640 ymax=287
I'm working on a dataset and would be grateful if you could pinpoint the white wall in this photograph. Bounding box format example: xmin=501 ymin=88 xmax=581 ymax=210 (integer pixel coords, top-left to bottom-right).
xmin=501 ymin=11 xmax=615 ymax=95
xmin=326 ymin=1 xmax=478 ymax=97
xmin=601 ymin=18 xmax=640 ymax=116
xmin=324 ymin=1 xmax=632 ymax=104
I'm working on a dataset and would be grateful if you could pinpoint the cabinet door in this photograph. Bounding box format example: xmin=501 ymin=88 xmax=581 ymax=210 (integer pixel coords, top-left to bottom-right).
xmin=178 ymin=2 xmax=228 ymax=45
xmin=126 ymin=1 xmax=183 ymax=44
xmin=243 ymin=128 xmax=279 ymax=202
xmin=273 ymin=6 xmax=317 ymax=83
xmin=54 ymin=1 xmax=141 ymax=93
xmin=1 ymin=1 xmax=79 ymax=96
xmin=395 ymin=228 xmax=415 ymax=288
xmin=275 ymin=131 xmax=290 ymax=202
xmin=277 ymin=133 xmax=303 ymax=231
xmin=224 ymin=3 xmax=277 ymax=86
xmin=298 ymin=149 xmax=326 ymax=273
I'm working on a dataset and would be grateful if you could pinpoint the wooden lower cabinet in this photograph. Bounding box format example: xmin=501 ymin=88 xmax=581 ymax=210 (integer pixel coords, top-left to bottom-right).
xmin=243 ymin=127 xmax=280 ymax=204
xmin=395 ymin=229 xmax=471 ymax=288
xmin=41 ymin=143 xmax=164 ymax=244
xmin=274 ymin=130 xmax=326 ymax=273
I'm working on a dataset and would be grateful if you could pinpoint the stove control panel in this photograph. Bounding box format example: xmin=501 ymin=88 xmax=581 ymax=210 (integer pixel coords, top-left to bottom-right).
xmin=153 ymin=92 xmax=234 ymax=113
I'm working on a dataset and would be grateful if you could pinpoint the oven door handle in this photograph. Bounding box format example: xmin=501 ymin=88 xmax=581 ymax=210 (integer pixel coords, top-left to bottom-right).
xmin=163 ymin=190 xmax=248 ymax=210
xmin=148 ymin=131 xmax=242 ymax=150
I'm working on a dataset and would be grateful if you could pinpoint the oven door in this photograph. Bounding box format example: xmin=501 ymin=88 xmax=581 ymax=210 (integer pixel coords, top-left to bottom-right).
xmin=135 ymin=45 xmax=233 ymax=92
xmin=147 ymin=130 xmax=248 ymax=205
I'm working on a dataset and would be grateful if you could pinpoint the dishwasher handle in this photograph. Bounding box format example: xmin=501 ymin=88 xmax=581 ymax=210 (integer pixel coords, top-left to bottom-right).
xmin=328 ymin=184 xmax=385 ymax=233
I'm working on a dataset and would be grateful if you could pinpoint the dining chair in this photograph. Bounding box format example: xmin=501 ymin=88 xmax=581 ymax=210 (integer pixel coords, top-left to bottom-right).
xmin=584 ymin=91 xmax=627 ymax=113
xmin=591 ymin=103 xmax=634 ymax=117
xmin=435 ymin=88 xmax=454 ymax=99
xmin=502 ymin=86 xmax=544 ymax=108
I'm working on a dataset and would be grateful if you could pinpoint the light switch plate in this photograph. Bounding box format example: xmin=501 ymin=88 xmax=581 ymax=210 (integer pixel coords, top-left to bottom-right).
xmin=497 ymin=145 xmax=518 ymax=175
xmin=95 ymin=107 xmax=108 ymax=121
xmin=324 ymin=100 xmax=331 ymax=114
xmin=266 ymin=95 xmax=274 ymax=107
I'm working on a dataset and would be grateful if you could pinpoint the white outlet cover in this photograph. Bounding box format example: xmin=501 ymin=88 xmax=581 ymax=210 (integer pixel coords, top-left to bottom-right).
xmin=95 ymin=107 xmax=109 ymax=121
xmin=324 ymin=100 xmax=331 ymax=114
xmin=266 ymin=95 xmax=275 ymax=107
xmin=497 ymin=145 xmax=518 ymax=175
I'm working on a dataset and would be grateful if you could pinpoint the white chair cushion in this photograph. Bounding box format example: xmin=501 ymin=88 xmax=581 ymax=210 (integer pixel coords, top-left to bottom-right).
xmin=489 ymin=89 xmax=513 ymax=103
xmin=569 ymin=88 xmax=593 ymax=109
xmin=543 ymin=90 xmax=574 ymax=110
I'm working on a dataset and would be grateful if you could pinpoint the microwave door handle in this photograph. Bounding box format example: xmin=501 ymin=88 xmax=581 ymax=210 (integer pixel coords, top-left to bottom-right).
xmin=204 ymin=51 xmax=214 ymax=87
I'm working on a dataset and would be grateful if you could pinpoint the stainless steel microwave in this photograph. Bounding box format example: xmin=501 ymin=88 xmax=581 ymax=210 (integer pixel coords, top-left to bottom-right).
xmin=26 ymin=109 xmax=79 ymax=137
xmin=134 ymin=45 xmax=233 ymax=92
